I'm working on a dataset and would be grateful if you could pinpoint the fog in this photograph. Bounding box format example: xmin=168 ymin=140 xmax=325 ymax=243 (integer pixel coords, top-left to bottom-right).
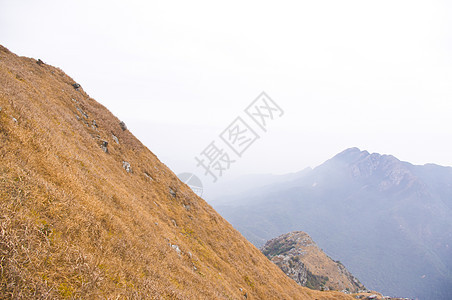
xmin=2 ymin=0 xmax=451 ymax=190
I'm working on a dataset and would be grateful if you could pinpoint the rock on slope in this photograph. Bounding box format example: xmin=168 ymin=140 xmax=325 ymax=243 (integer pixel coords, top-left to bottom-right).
xmin=0 ymin=45 xmax=357 ymax=299
xmin=261 ymin=231 xmax=365 ymax=293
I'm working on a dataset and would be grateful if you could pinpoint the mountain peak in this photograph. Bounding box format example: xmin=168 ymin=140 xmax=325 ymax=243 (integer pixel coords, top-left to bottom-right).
xmin=341 ymin=147 xmax=362 ymax=153
xmin=333 ymin=147 xmax=370 ymax=163
xmin=330 ymin=149 xmax=415 ymax=188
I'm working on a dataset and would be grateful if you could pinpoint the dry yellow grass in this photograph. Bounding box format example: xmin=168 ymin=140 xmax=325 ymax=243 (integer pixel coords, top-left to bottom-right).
xmin=0 ymin=45 xmax=356 ymax=299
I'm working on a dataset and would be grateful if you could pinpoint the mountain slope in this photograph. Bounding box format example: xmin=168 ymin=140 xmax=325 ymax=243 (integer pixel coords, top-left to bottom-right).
xmin=0 ymin=45 xmax=355 ymax=299
xmin=261 ymin=231 xmax=365 ymax=292
xmin=214 ymin=148 xmax=452 ymax=300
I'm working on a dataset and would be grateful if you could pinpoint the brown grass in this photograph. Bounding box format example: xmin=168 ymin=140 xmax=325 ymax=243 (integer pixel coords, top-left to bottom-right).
xmin=0 ymin=44 xmax=355 ymax=299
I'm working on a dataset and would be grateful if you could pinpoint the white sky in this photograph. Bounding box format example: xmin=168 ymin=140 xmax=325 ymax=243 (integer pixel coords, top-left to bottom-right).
xmin=1 ymin=0 xmax=452 ymax=186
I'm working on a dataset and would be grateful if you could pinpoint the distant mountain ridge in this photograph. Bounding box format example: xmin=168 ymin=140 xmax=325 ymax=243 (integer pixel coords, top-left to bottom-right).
xmin=214 ymin=148 xmax=452 ymax=300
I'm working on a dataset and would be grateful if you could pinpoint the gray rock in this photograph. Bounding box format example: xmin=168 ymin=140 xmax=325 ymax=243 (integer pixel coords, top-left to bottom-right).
xmin=100 ymin=140 xmax=108 ymax=153
xmin=119 ymin=121 xmax=127 ymax=131
xmin=169 ymin=188 xmax=177 ymax=198
xmin=112 ymin=134 xmax=119 ymax=144
xmin=72 ymin=83 xmax=81 ymax=89
xmin=76 ymin=106 xmax=88 ymax=119
xmin=122 ymin=161 xmax=132 ymax=173
xmin=171 ymin=244 xmax=181 ymax=255
xmin=144 ymin=172 xmax=154 ymax=181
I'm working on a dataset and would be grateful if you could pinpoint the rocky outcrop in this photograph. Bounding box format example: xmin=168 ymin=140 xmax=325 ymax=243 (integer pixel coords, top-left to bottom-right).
xmin=261 ymin=231 xmax=365 ymax=292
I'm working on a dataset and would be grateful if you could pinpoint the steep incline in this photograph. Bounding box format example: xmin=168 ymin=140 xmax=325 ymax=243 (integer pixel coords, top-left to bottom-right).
xmin=0 ymin=45 xmax=353 ymax=299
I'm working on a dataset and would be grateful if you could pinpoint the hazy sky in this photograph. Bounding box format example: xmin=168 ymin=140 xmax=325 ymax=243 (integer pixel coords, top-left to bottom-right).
xmin=2 ymin=0 xmax=451 ymax=187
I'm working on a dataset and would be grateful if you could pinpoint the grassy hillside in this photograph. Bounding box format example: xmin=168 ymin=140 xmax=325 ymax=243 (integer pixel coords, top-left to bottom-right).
xmin=0 ymin=45 xmax=356 ymax=299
